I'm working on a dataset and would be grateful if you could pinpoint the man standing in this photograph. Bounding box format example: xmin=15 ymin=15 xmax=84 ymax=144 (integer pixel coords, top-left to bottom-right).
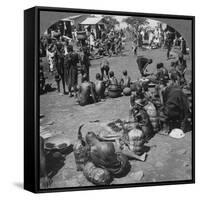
xmin=136 ymin=56 xmax=153 ymax=77
xmin=55 ymin=42 xmax=67 ymax=95
xmin=175 ymin=54 xmax=187 ymax=86
xmin=64 ymin=45 xmax=79 ymax=97
xmin=100 ymin=58 xmax=110 ymax=80
xmin=165 ymin=32 xmax=173 ymax=59
xmin=80 ymin=46 xmax=91 ymax=81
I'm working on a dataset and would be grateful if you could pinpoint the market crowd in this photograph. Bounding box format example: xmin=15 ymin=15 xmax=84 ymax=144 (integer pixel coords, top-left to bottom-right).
xmin=39 ymin=19 xmax=192 ymax=188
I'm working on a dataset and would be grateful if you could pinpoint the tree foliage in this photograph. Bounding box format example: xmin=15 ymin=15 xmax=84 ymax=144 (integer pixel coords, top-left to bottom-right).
xmin=101 ymin=16 xmax=120 ymax=30
xmin=123 ymin=17 xmax=149 ymax=32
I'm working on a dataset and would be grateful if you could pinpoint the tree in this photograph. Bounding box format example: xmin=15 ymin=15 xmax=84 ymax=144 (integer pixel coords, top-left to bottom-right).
xmin=101 ymin=16 xmax=120 ymax=31
xmin=123 ymin=16 xmax=149 ymax=33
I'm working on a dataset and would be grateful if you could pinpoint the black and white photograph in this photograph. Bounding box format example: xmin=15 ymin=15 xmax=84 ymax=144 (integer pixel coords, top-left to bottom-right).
xmin=38 ymin=8 xmax=194 ymax=191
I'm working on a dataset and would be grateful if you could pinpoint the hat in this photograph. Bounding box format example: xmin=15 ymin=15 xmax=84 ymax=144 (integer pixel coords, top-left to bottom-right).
xmin=169 ymin=128 xmax=185 ymax=139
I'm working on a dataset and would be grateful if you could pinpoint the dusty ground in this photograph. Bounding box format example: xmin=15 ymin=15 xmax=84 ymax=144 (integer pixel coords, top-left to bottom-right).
xmin=40 ymin=41 xmax=192 ymax=188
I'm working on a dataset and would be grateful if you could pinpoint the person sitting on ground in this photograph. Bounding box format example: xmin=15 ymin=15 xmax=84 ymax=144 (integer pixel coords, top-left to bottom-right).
xmin=155 ymin=62 xmax=169 ymax=84
xmin=77 ymin=75 xmax=98 ymax=106
xmin=136 ymin=56 xmax=153 ymax=77
xmin=131 ymin=99 xmax=154 ymax=140
xmin=169 ymin=61 xmax=179 ymax=80
xmin=100 ymin=58 xmax=110 ymax=80
xmin=107 ymin=71 xmax=119 ymax=89
xmin=159 ymin=84 xmax=190 ymax=133
xmin=85 ymin=132 xmax=129 ymax=177
xmin=168 ymin=72 xmax=179 ymax=88
xmin=120 ymin=70 xmax=131 ymax=89
xmin=94 ymin=73 xmax=106 ymax=100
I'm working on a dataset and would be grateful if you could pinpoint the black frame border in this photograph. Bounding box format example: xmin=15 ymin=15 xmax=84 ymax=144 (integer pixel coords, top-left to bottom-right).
xmin=24 ymin=6 xmax=195 ymax=193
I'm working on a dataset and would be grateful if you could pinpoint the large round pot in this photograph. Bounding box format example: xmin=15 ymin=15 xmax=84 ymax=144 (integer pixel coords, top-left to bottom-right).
xmin=108 ymin=85 xmax=122 ymax=98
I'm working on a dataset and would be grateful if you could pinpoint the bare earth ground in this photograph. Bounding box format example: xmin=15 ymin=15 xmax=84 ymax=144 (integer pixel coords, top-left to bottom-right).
xmin=40 ymin=42 xmax=192 ymax=188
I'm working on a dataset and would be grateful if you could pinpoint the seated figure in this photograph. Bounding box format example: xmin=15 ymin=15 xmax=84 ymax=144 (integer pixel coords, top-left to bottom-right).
xmin=77 ymin=75 xmax=97 ymax=106
xmin=120 ymin=70 xmax=131 ymax=89
xmin=94 ymin=73 xmax=106 ymax=100
xmin=159 ymin=85 xmax=190 ymax=133
xmin=85 ymin=132 xmax=129 ymax=177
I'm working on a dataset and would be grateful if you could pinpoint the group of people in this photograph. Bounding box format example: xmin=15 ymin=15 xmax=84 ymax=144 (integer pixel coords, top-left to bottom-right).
xmin=76 ymin=61 xmax=131 ymax=106
xmin=130 ymin=26 xmax=187 ymax=61
xmin=40 ymin=21 xmax=191 ymax=134
xmin=40 ymin=37 xmax=192 ymax=189
xmin=129 ymin=53 xmax=190 ymax=135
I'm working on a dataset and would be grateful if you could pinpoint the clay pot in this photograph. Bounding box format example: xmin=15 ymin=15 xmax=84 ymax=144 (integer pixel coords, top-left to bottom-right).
xmin=108 ymin=85 xmax=122 ymax=98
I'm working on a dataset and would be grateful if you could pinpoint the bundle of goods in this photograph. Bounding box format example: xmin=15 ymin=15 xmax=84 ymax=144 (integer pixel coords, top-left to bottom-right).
xmin=127 ymin=128 xmax=146 ymax=156
xmin=83 ymin=162 xmax=111 ymax=185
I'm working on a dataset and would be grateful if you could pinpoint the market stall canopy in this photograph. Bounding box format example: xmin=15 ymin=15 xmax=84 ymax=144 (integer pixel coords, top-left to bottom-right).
xmin=80 ymin=17 xmax=104 ymax=25
xmin=60 ymin=17 xmax=72 ymax=22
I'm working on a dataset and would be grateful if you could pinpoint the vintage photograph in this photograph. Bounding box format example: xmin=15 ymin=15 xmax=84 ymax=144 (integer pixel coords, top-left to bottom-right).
xmin=39 ymin=9 xmax=193 ymax=189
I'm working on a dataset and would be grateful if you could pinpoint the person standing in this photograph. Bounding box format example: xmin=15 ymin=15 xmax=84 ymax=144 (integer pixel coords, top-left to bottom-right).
xmin=54 ymin=42 xmax=67 ymax=95
xmin=165 ymin=32 xmax=173 ymax=59
xmin=100 ymin=58 xmax=110 ymax=80
xmin=180 ymin=37 xmax=187 ymax=55
xmin=64 ymin=45 xmax=80 ymax=97
xmin=80 ymin=46 xmax=91 ymax=81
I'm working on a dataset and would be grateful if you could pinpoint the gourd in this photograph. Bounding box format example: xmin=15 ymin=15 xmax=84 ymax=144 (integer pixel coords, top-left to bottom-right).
xmin=123 ymin=87 xmax=131 ymax=96
xmin=83 ymin=162 xmax=111 ymax=185
xmin=128 ymin=128 xmax=145 ymax=155
xmin=144 ymin=101 xmax=159 ymax=132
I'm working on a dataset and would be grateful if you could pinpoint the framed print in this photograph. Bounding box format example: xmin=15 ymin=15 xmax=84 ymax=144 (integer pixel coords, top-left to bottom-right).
xmin=24 ymin=6 xmax=195 ymax=193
